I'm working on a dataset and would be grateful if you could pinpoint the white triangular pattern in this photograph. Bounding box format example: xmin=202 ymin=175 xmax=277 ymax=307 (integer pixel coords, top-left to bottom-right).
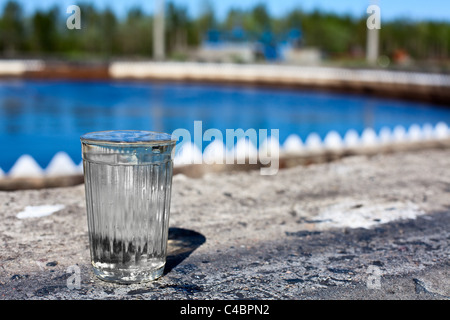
xmin=324 ymin=131 xmax=343 ymax=150
xmin=8 ymin=155 xmax=44 ymax=178
xmin=435 ymin=122 xmax=449 ymax=139
xmin=407 ymin=124 xmax=423 ymax=141
xmin=45 ymin=152 xmax=79 ymax=176
xmin=343 ymin=129 xmax=360 ymax=147
xmin=379 ymin=127 xmax=392 ymax=144
xmin=77 ymin=161 xmax=84 ymax=174
xmin=174 ymin=141 xmax=203 ymax=166
xmin=392 ymin=125 xmax=407 ymax=142
xmin=232 ymin=138 xmax=258 ymax=162
xmin=283 ymin=134 xmax=303 ymax=153
xmin=422 ymin=123 xmax=434 ymax=140
xmin=305 ymin=132 xmax=322 ymax=150
xmin=259 ymin=136 xmax=280 ymax=157
xmin=361 ymin=128 xmax=378 ymax=146
xmin=203 ymin=139 xmax=226 ymax=165
xmin=3 ymin=122 xmax=449 ymax=176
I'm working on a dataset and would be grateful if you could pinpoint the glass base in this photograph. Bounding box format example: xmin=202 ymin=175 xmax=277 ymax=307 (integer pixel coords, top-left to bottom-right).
xmin=92 ymin=263 xmax=165 ymax=284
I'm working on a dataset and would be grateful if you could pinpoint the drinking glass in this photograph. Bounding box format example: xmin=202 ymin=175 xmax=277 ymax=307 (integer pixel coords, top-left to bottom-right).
xmin=80 ymin=130 xmax=176 ymax=283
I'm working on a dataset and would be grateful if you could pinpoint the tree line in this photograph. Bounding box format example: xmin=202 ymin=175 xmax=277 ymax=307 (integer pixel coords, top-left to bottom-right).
xmin=0 ymin=0 xmax=448 ymax=61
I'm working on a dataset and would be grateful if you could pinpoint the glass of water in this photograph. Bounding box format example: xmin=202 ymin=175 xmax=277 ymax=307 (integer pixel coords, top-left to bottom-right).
xmin=80 ymin=130 xmax=177 ymax=284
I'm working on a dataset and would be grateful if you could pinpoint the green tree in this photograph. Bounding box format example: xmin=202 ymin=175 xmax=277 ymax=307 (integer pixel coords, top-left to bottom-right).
xmin=29 ymin=6 xmax=60 ymax=53
xmin=223 ymin=8 xmax=245 ymax=30
xmin=251 ymin=3 xmax=271 ymax=33
xmin=76 ymin=4 xmax=102 ymax=54
xmin=196 ymin=0 xmax=215 ymax=37
xmin=118 ymin=7 xmax=153 ymax=56
xmin=0 ymin=0 xmax=24 ymax=55
xmin=299 ymin=11 xmax=357 ymax=55
xmin=166 ymin=1 xmax=189 ymax=53
xmin=100 ymin=8 xmax=118 ymax=57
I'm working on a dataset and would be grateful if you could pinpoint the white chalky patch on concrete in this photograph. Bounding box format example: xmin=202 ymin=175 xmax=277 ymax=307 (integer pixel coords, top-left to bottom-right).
xmin=16 ymin=204 xmax=65 ymax=219
xmin=313 ymin=201 xmax=425 ymax=230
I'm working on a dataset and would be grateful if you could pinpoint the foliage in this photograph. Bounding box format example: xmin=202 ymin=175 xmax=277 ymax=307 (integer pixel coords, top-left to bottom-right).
xmin=0 ymin=0 xmax=448 ymax=61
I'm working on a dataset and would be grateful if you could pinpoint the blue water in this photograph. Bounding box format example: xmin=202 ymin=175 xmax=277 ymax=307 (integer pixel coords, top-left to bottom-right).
xmin=1 ymin=79 xmax=450 ymax=172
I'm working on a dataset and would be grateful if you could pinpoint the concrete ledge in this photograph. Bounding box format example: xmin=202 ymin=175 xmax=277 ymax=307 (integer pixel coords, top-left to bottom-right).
xmin=0 ymin=60 xmax=43 ymax=76
xmin=2 ymin=138 xmax=449 ymax=190
xmin=0 ymin=147 xmax=449 ymax=300
xmin=108 ymin=62 xmax=450 ymax=105
xmin=1 ymin=59 xmax=449 ymax=104
xmin=0 ymin=175 xmax=84 ymax=191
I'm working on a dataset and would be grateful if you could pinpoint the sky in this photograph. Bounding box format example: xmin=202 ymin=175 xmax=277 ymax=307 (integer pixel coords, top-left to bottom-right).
xmin=1 ymin=0 xmax=449 ymax=22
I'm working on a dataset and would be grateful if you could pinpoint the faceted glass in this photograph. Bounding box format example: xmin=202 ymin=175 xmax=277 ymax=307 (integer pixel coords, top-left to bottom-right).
xmin=81 ymin=130 xmax=176 ymax=283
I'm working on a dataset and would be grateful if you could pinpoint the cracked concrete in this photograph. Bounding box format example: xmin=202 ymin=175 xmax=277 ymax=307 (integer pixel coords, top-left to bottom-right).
xmin=0 ymin=148 xmax=449 ymax=300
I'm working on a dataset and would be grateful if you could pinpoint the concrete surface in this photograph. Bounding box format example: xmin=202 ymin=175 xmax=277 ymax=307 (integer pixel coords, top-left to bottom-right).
xmin=0 ymin=148 xmax=449 ymax=300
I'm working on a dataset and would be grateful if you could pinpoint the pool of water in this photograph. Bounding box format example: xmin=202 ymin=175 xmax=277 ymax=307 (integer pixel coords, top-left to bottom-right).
xmin=1 ymin=79 xmax=450 ymax=172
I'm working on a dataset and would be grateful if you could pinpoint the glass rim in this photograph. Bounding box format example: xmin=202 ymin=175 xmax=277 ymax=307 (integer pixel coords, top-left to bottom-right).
xmin=80 ymin=130 xmax=177 ymax=147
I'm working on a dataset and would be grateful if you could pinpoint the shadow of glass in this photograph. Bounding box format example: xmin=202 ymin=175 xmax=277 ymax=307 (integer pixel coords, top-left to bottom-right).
xmin=164 ymin=227 xmax=206 ymax=275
